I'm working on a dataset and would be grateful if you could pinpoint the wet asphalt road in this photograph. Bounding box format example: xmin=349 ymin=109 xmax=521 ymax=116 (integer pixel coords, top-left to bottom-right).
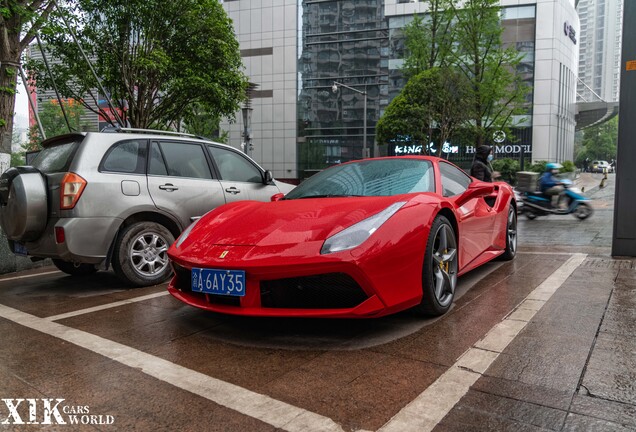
xmin=1 ymin=173 xmax=635 ymax=431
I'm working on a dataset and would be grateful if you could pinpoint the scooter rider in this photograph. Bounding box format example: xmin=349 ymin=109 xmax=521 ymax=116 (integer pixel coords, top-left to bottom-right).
xmin=539 ymin=163 xmax=564 ymax=207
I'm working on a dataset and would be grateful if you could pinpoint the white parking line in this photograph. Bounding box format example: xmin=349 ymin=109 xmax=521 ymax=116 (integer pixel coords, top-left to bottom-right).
xmin=0 ymin=253 xmax=587 ymax=432
xmin=45 ymin=291 xmax=171 ymax=321
xmin=378 ymin=253 xmax=587 ymax=432
xmin=0 ymin=270 xmax=61 ymax=282
xmin=0 ymin=303 xmax=346 ymax=432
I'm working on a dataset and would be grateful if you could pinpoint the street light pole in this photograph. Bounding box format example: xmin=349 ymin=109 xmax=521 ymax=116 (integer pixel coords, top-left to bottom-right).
xmin=241 ymin=106 xmax=253 ymax=156
xmin=332 ymin=81 xmax=369 ymax=159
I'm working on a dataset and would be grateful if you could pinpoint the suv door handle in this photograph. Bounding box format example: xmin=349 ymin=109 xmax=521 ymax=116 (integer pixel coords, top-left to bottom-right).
xmin=159 ymin=183 xmax=179 ymax=192
xmin=225 ymin=187 xmax=241 ymax=195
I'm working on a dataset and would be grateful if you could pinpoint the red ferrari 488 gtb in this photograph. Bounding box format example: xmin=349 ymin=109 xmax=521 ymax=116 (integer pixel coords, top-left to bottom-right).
xmin=167 ymin=156 xmax=517 ymax=318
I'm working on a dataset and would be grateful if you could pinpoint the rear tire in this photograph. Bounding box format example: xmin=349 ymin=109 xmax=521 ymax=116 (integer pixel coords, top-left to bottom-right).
xmin=414 ymin=215 xmax=458 ymax=317
xmin=112 ymin=221 xmax=175 ymax=287
xmin=524 ymin=208 xmax=537 ymax=220
xmin=52 ymin=259 xmax=98 ymax=276
xmin=499 ymin=204 xmax=517 ymax=261
xmin=573 ymin=203 xmax=593 ymax=220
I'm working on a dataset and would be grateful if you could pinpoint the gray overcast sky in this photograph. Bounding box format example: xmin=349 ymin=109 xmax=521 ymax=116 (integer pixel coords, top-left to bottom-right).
xmin=14 ymin=77 xmax=29 ymax=130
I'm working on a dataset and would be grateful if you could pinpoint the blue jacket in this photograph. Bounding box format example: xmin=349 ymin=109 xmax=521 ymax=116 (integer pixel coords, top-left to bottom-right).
xmin=539 ymin=172 xmax=559 ymax=192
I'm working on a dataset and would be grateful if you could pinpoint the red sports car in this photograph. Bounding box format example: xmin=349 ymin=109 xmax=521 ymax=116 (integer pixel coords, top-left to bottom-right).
xmin=167 ymin=157 xmax=517 ymax=318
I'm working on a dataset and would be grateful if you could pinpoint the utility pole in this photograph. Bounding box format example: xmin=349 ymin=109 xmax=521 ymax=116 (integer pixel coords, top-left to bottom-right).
xmin=612 ymin=0 xmax=636 ymax=256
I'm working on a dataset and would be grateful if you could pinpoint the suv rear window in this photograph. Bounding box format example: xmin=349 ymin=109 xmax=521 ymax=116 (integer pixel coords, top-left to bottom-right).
xmin=31 ymin=139 xmax=81 ymax=174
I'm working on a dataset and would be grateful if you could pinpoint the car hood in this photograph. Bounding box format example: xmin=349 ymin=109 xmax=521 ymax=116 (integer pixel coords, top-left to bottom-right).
xmin=182 ymin=196 xmax=415 ymax=248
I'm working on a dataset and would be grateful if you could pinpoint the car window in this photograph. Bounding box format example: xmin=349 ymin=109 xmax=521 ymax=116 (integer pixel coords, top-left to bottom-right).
xmin=208 ymin=146 xmax=262 ymax=183
xmin=148 ymin=142 xmax=168 ymax=176
xmin=31 ymin=139 xmax=81 ymax=174
xmin=285 ymin=159 xmax=434 ymax=198
xmin=155 ymin=141 xmax=212 ymax=179
xmin=439 ymin=162 xmax=472 ymax=197
xmin=100 ymin=140 xmax=147 ymax=174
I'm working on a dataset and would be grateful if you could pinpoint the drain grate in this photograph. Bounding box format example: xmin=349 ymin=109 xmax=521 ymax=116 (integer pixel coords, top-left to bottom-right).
xmin=580 ymin=258 xmax=634 ymax=269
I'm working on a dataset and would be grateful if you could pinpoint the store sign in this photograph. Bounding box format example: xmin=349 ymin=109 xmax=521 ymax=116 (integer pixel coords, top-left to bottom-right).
xmin=564 ymin=21 xmax=577 ymax=45
xmin=393 ymin=141 xmax=459 ymax=156
xmin=466 ymin=145 xmax=531 ymax=155
xmin=394 ymin=145 xmax=423 ymax=155
xmin=493 ymin=130 xmax=506 ymax=143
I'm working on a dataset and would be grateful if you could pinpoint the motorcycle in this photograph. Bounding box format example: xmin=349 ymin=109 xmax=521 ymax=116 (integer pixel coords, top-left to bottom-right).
xmin=518 ymin=179 xmax=593 ymax=220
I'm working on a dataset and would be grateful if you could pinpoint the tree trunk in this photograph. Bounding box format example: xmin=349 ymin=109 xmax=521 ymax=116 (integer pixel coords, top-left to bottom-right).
xmin=0 ymin=60 xmax=19 ymax=155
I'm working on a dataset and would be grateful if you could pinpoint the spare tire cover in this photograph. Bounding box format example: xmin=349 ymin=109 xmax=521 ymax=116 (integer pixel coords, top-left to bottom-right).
xmin=0 ymin=168 xmax=48 ymax=241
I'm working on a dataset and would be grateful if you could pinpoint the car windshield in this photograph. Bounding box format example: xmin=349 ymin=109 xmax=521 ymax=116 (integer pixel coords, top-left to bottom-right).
xmin=31 ymin=138 xmax=82 ymax=174
xmin=285 ymin=159 xmax=434 ymax=199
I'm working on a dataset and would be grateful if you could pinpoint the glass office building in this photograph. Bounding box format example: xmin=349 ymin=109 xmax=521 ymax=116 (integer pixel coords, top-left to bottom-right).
xmin=222 ymin=0 xmax=579 ymax=180
xmin=297 ymin=0 xmax=388 ymax=177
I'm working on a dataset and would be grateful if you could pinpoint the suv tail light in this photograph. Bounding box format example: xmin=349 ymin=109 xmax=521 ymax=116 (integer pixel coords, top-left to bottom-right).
xmin=60 ymin=173 xmax=87 ymax=209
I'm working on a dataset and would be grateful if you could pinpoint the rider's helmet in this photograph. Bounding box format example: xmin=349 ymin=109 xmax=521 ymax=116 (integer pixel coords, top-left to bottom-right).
xmin=546 ymin=162 xmax=562 ymax=174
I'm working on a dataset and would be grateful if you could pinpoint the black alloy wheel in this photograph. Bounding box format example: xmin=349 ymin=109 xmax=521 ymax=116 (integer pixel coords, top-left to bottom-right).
xmin=499 ymin=204 xmax=517 ymax=261
xmin=416 ymin=215 xmax=458 ymax=316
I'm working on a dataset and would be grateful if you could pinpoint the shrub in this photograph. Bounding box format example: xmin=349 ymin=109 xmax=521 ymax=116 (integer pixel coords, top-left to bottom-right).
xmin=527 ymin=160 xmax=575 ymax=176
xmin=491 ymin=158 xmax=520 ymax=185
xmin=561 ymin=160 xmax=575 ymax=172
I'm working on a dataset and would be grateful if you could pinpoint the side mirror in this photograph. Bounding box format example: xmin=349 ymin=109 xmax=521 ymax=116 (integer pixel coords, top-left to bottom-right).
xmin=270 ymin=193 xmax=285 ymax=202
xmin=263 ymin=170 xmax=274 ymax=185
xmin=461 ymin=182 xmax=496 ymax=201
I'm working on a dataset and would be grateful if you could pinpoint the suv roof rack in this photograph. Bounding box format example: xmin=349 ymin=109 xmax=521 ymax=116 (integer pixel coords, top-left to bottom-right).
xmin=101 ymin=126 xmax=207 ymax=140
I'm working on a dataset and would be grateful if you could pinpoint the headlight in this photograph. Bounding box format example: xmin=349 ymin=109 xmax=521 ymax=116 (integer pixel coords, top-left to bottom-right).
xmin=175 ymin=218 xmax=200 ymax=248
xmin=321 ymin=202 xmax=406 ymax=254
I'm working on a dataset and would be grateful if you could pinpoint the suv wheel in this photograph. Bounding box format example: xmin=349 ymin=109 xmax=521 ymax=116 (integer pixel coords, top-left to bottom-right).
xmin=52 ymin=259 xmax=98 ymax=276
xmin=113 ymin=221 xmax=175 ymax=287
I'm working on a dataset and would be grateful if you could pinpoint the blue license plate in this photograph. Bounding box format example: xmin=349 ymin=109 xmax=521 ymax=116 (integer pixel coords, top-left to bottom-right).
xmin=13 ymin=242 xmax=27 ymax=256
xmin=191 ymin=268 xmax=246 ymax=297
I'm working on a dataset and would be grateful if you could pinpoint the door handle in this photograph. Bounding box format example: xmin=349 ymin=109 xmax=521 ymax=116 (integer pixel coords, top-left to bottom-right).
xmin=159 ymin=183 xmax=179 ymax=192
xmin=225 ymin=187 xmax=241 ymax=195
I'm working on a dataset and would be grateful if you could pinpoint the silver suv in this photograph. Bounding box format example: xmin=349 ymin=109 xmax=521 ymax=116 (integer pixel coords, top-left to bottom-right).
xmin=0 ymin=129 xmax=294 ymax=286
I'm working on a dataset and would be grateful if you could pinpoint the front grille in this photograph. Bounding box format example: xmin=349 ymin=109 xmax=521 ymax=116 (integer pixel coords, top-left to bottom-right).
xmin=172 ymin=263 xmax=240 ymax=307
xmin=260 ymin=273 xmax=367 ymax=309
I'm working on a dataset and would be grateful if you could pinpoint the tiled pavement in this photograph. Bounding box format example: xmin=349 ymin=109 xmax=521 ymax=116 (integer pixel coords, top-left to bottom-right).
xmin=437 ymin=173 xmax=636 ymax=431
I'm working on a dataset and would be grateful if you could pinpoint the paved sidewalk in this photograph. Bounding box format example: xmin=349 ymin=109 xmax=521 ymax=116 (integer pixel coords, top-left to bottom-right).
xmin=436 ymin=173 xmax=636 ymax=431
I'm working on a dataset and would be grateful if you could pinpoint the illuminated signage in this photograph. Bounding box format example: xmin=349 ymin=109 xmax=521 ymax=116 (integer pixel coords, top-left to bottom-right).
xmin=466 ymin=145 xmax=531 ymax=155
xmin=393 ymin=141 xmax=459 ymax=155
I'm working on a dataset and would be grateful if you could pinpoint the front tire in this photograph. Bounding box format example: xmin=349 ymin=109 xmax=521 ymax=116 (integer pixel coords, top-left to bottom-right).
xmin=499 ymin=204 xmax=517 ymax=261
xmin=52 ymin=259 xmax=97 ymax=276
xmin=573 ymin=203 xmax=593 ymax=220
xmin=415 ymin=215 xmax=458 ymax=317
xmin=524 ymin=208 xmax=537 ymax=220
xmin=112 ymin=221 xmax=175 ymax=287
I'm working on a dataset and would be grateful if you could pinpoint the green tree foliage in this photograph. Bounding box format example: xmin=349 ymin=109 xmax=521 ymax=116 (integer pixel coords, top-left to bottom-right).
xmin=29 ymin=0 xmax=247 ymax=129
xmin=448 ymin=0 xmax=530 ymax=147
xmin=181 ymin=103 xmax=228 ymax=143
xmin=26 ymin=98 xmax=87 ymax=149
xmin=10 ymin=150 xmax=24 ymax=166
xmin=402 ymin=2 xmax=453 ymax=76
xmin=384 ymin=0 xmax=530 ymax=152
xmin=376 ymin=89 xmax=428 ymax=151
xmin=377 ymin=67 xmax=472 ymax=156
xmin=0 ymin=0 xmax=56 ymax=153
xmin=491 ymin=158 xmax=520 ymax=185
xmin=575 ymin=117 xmax=618 ymax=165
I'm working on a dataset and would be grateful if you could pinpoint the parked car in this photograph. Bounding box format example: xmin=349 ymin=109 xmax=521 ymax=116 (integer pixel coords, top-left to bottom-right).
xmin=0 ymin=129 xmax=294 ymax=286
xmin=590 ymin=160 xmax=613 ymax=173
xmin=167 ymin=156 xmax=517 ymax=318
